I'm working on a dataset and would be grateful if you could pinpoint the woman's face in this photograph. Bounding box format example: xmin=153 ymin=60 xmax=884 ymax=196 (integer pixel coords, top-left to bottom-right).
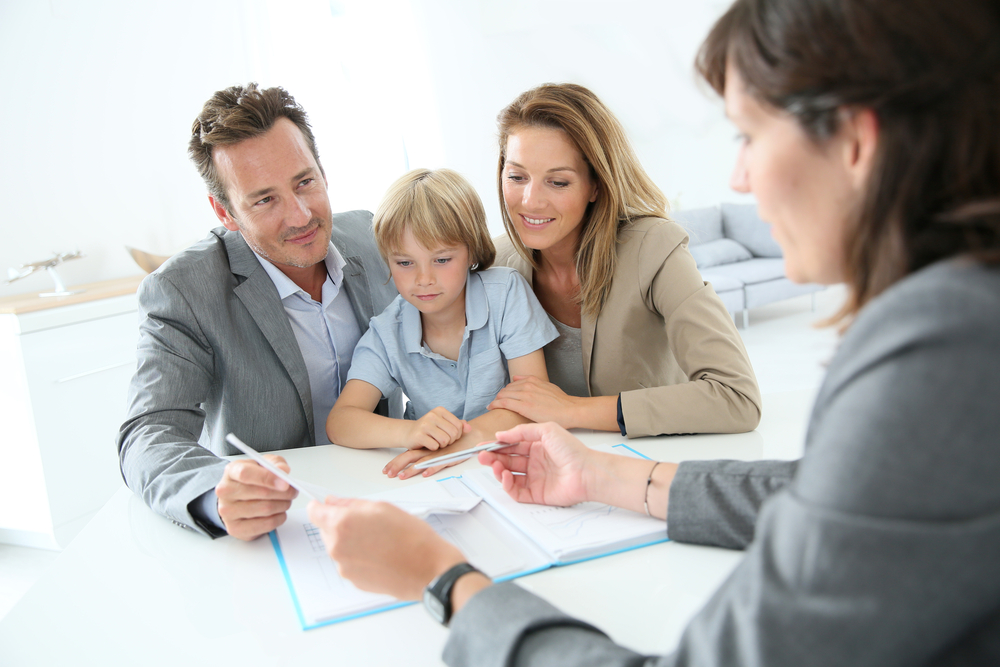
xmin=725 ymin=65 xmax=867 ymax=285
xmin=502 ymin=126 xmax=599 ymax=257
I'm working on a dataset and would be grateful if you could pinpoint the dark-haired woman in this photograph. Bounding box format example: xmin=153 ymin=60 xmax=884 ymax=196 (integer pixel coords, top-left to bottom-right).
xmin=308 ymin=0 xmax=1000 ymax=664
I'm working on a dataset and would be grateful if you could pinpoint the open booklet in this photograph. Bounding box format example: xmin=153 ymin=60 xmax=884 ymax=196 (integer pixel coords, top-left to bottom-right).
xmin=268 ymin=443 xmax=668 ymax=630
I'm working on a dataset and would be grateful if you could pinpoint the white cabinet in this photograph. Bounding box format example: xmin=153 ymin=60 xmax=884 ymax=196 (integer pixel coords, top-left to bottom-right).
xmin=0 ymin=277 xmax=143 ymax=549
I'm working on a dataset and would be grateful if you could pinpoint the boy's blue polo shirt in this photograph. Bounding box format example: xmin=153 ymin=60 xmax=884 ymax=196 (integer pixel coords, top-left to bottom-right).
xmin=346 ymin=267 xmax=558 ymax=420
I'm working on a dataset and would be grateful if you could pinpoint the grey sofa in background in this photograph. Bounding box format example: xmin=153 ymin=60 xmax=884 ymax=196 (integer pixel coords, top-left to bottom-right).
xmin=673 ymin=203 xmax=823 ymax=327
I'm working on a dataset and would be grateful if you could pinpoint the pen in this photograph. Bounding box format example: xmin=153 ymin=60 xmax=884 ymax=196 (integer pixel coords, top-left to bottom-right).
xmin=225 ymin=433 xmax=318 ymax=501
xmin=412 ymin=441 xmax=515 ymax=470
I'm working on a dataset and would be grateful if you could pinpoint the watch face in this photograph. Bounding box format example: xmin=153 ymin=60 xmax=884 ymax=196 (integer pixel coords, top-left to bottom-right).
xmin=423 ymin=588 xmax=446 ymax=623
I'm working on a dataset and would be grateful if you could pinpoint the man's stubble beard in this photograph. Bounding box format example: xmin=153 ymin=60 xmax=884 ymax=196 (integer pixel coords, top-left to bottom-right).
xmin=240 ymin=216 xmax=332 ymax=269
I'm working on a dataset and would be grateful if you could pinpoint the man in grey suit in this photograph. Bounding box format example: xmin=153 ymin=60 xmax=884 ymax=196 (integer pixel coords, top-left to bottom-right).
xmin=117 ymin=83 xmax=399 ymax=541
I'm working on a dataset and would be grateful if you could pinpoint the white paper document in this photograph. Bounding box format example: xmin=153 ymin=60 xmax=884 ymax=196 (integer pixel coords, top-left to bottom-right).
xmin=272 ymin=480 xmax=549 ymax=628
xmin=458 ymin=468 xmax=666 ymax=563
xmin=272 ymin=513 xmax=402 ymax=623
xmin=270 ymin=444 xmax=667 ymax=629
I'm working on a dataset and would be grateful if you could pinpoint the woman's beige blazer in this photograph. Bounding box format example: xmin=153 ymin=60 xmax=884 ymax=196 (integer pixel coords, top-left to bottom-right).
xmin=495 ymin=217 xmax=761 ymax=437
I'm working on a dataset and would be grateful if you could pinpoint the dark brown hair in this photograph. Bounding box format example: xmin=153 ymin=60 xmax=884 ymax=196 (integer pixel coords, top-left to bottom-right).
xmin=496 ymin=84 xmax=668 ymax=316
xmin=188 ymin=83 xmax=322 ymax=213
xmin=697 ymin=0 xmax=1000 ymax=321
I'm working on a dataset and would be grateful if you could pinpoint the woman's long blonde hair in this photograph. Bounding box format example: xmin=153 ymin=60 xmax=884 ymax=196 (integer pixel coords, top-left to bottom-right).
xmin=496 ymin=84 xmax=668 ymax=316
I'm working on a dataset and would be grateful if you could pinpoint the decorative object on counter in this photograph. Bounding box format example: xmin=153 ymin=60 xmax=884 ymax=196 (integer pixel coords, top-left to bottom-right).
xmin=125 ymin=246 xmax=171 ymax=274
xmin=5 ymin=250 xmax=85 ymax=297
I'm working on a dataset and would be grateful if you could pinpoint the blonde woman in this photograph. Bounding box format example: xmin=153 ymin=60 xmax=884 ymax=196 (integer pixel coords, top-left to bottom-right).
xmin=488 ymin=84 xmax=761 ymax=437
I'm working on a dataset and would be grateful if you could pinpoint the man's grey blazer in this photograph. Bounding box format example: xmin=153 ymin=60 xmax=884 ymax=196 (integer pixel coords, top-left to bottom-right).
xmin=442 ymin=259 xmax=1000 ymax=666
xmin=117 ymin=210 xmax=399 ymax=536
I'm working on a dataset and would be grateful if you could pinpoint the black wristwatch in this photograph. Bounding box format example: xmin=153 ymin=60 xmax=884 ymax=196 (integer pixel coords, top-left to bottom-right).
xmin=423 ymin=562 xmax=482 ymax=626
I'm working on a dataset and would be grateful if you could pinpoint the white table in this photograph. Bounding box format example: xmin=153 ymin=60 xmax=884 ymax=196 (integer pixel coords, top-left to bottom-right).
xmin=0 ymin=391 xmax=811 ymax=667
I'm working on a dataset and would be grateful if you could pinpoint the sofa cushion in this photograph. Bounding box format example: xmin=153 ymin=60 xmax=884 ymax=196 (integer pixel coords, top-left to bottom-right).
xmin=722 ymin=203 xmax=783 ymax=258
xmin=672 ymin=206 xmax=723 ymax=245
xmin=745 ymin=278 xmax=824 ymax=309
xmin=712 ymin=286 xmax=746 ymax=314
xmin=701 ymin=257 xmax=786 ymax=285
xmin=698 ymin=271 xmax=745 ymax=292
xmin=689 ymin=238 xmax=753 ymax=269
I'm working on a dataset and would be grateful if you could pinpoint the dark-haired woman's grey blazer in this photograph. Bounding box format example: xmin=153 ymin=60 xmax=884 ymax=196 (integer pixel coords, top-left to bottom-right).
xmin=444 ymin=259 xmax=1000 ymax=667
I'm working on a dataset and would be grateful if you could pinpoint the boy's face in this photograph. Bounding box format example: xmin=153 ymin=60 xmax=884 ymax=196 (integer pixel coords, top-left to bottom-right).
xmin=388 ymin=228 xmax=471 ymax=321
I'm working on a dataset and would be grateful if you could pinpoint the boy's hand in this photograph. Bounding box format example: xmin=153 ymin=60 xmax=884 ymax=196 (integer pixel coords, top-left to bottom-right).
xmin=382 ymin=446 xmax=463 ymax=479
xmin=405 ymin=407 xmax=470 ymax=451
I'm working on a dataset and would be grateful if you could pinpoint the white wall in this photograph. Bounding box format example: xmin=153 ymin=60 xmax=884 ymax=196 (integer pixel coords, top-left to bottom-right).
xmin=0 ymin=0 xmax=748 ymax=298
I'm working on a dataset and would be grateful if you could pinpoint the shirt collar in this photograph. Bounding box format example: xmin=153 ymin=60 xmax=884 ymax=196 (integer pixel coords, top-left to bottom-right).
xmin=401 ymin=301 xmax=424 ymax=354
xmin=252 ymin=242 xmax=347 ymax=300
xmin=464 ymin=270 xmax=489 ymax=330
xmin=401 ymin=270 xmax=489 ymax=354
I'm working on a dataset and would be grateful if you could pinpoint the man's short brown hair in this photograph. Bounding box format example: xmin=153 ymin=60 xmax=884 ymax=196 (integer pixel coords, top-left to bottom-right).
xmin=188 ymin=83 xmax=323 ymax=213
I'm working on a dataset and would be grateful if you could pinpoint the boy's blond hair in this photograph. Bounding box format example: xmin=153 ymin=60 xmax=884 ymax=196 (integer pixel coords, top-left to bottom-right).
xmin=373 ymin=168 xmax=496 ymax=270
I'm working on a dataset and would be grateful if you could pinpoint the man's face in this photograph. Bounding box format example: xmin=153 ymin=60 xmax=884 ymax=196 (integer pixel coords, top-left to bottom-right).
xmin=210 ymin=117 xmax=332 ymax=272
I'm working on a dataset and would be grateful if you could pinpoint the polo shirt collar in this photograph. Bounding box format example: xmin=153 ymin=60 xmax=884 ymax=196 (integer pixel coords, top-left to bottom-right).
xmin=400 ymin=270 xmax=490 ymax=354
xmin=398 ymin=300 xmax=419 ymax=354
xmin=465 ymin=270 xmax=489 ymax=330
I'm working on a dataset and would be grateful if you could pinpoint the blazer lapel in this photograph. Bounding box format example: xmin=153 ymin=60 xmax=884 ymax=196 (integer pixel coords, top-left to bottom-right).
xmin=506 ymin=252 xmax=535 ymax=287
xmin=581 ymin=311 xmax=596 ymax=392
xmin=224 ymin=230 xmax=314 ymax=437
xmin=340 ymin=254 xmax=375 ymax=330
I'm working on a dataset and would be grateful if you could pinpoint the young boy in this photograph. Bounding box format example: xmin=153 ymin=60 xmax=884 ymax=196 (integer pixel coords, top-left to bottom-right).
xmin=327 ymin=169 xmax=558 ymax=479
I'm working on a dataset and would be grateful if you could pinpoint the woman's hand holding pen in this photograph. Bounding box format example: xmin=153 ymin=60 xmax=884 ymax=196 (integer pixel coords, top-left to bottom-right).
xmin=478 ymin=422 xmax=593 ymax=507
xmin=481 ymin=422 xmax=677 ymax=519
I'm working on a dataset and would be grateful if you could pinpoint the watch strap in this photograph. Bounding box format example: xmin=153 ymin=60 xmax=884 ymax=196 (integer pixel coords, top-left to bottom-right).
xmin=424 ymin=562 xmax=481 ymax=626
